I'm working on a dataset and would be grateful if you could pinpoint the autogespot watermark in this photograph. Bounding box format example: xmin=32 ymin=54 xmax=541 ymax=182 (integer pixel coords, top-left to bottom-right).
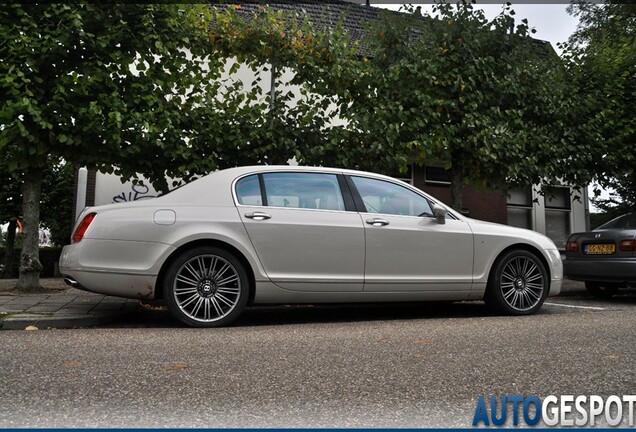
xmin=472 ymin=394 xmax=636 ymax=427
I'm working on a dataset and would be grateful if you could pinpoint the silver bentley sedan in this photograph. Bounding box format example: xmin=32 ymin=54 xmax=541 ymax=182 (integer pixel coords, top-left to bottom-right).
xmin=60 ymin=166 xmax=563 ymax=327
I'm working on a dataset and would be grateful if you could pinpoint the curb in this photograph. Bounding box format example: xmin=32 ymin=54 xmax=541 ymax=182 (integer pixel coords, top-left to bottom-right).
xmin=0 ymin=302 xmax=139 ymax=330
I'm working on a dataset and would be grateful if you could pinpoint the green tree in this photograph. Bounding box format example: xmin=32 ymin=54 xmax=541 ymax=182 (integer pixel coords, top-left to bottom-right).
xmin=209 ymin=2 xmax=593 ymax=211
xmin=308 ymin=2 xmax=588 ymax=210
xmin=40 ymin=162 xmax=75 ymax=247
xmin=204 ymin=5 xmax=355 ymax=170
xmin=565 ymin=1 xmax=636 ymax=213
xmin=0 ymin=4 xmax=228 ymax=290
xmin=0 ymin=158 xmax=21 ymax=278
xmin=0 ymin=177 xmax=21 ymax=278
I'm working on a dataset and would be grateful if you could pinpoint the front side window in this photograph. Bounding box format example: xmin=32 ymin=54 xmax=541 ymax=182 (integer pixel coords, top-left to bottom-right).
xmin=351 ymin=176 xmax=433 ymax=217
xmin=262 ymin=172 xmax=346 ymax=211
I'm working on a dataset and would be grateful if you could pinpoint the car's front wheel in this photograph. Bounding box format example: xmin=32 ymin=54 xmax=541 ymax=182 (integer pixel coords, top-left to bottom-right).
xmin=585 ymin=281 xmax=618 ymax=299
xmin=485 ymin=249 xmax=549 ymax=315
xmin=165 ymin=246 xmax=249 ymax=327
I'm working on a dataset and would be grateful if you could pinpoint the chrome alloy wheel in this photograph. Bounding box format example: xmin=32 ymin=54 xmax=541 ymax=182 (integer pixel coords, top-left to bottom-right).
xmin=499 ymin=255 xmax=545 ymax=312
xmin=172 ymin=254 xmax=241 ymax=323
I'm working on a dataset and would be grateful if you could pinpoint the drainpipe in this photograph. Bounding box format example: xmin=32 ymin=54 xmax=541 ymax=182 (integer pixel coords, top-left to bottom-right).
xmin=269 ymin=63 xmax=276 ymax=112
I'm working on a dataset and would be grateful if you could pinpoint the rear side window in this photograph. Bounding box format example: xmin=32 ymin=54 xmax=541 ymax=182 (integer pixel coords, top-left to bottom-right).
xmin=236 ymin=175 xmax=263 ymax=206
xmin=262 ymin=172 xmax=346 ymax=211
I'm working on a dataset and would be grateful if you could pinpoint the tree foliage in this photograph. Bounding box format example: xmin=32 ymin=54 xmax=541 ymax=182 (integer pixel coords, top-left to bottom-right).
xmin=40 ymin=162 xmax=75 ymax=247
xmin=565 ymin=1 xmax=636 ymax=214
xmin=0 ymin=4 xmax=229 ymax=289
xmin=209 ymin=2 xmax=590 ymax=210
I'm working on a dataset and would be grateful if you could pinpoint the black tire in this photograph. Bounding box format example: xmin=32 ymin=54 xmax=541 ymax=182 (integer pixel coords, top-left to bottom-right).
xmin=164 ymin=246 xmax=249 ymax=327
xmin=585 ymin=281 xmax=618 ymax=299
xmin=484 ymin=249 xmax=549 ymax=315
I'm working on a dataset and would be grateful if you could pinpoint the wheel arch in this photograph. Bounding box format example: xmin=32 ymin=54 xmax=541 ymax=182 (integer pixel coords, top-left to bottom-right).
xmin=155 ymin=239 xmax=256 ymax=305
xmin=487 ymin=243 xmax=552 ymax=289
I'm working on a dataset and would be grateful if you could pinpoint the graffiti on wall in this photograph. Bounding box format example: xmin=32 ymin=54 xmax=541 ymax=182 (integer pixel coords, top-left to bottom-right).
xmin=112 ymin=184 xmax=157 ymax=203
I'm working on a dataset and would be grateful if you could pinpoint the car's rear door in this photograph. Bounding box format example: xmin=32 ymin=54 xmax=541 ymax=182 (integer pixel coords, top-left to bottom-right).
xmin=235 ymin=171 xmax=365 ymax=292
xmin=347 ymin=175 xmax=474 ymax=293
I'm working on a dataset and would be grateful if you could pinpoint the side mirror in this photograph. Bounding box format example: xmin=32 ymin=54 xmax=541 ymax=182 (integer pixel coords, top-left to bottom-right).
xmin=433 ymin=204 xmax=447 ymax=225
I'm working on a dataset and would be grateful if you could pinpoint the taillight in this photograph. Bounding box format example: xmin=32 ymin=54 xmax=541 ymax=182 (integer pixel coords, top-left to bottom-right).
xmin=72 ymin=213 xmax=96 ymax=243
xmin=566 ymin=241 xmax=579 ymax=252
xmin=619 ymin=239 xmax=635 ymax=252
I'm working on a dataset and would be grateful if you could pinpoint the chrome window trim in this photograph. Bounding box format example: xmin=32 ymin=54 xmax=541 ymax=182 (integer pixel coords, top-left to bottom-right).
xmin=231 ymin=168 xmax=460 ymax=220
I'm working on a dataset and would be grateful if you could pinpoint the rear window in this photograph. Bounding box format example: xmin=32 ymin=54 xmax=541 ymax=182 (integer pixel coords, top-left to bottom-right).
xmin=596 ymin=213 xmax=636 ymax=230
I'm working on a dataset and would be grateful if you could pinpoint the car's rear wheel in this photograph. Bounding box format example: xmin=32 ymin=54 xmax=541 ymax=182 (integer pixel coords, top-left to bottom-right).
xmin=485 ymin=250 xmax=549 ymax=315
xmin=165 ymin=246 xmax=249 ymax=327
xmin=585 ymin=281 xmax=618 ymax=299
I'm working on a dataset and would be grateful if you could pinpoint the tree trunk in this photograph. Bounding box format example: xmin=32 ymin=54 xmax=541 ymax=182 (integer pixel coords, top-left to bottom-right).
xmin=2 ymin=220 xmax=17 ymax=278
xmin=450 ymin=152 xmax=464 ymax=212
xmin=16 ymin=169 xmax=43 ymax=291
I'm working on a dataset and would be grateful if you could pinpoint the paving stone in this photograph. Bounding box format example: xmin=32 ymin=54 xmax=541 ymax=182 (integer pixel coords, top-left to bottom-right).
xmin=39 ymin=298 xmax=74 ymax=305
xmin=25 ymin=306 xmax=63 ymax=313
xmin=4 ymin=302 xmax=43 ymax=309
xmin=73 ymin=297 xmax=102 ymax=305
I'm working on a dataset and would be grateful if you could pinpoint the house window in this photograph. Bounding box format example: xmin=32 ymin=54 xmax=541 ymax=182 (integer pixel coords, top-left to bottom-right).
xmin=545 ymin=187 xmax=571 ymax=249
xmin=424 ymin=166 xmax=451 ymax=185
xmin=507 ymin=187 xmax=533 ymax=230
xmin=389 ymin=164 xmax=413 ymax=184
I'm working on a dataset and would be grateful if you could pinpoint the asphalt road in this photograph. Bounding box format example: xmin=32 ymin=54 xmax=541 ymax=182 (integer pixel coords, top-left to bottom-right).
xmin=1 ymin=290 xmax=636 ymax=428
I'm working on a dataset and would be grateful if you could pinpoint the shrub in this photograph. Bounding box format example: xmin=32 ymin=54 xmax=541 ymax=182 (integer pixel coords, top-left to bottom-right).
xmin=0 ymin=247 xmax=62 ymax=278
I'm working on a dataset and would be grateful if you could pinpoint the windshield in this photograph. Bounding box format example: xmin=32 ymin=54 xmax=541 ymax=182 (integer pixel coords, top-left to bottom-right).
xmin=596 ymin=212 xmax=636 ymax=230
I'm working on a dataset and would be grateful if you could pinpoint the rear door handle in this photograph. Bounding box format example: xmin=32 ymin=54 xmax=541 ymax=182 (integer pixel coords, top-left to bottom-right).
xmin=245 ymin=211 xmax=271 ymax=221
xmin=366 ymin=218 xmax=389 ymax=227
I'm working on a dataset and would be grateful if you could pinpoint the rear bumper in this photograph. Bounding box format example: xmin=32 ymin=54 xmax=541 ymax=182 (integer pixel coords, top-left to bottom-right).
xmin=564 ymin=258 xmax=636 ymax=283
xmin=60 ymin=241 xmax=173 ymax=299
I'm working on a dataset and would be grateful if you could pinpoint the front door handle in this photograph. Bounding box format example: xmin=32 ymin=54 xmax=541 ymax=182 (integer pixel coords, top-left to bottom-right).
xmin=245 ymin=211 xmax=271 ymax=221
xmin=366 ymin=218 xmax=389 ymax=227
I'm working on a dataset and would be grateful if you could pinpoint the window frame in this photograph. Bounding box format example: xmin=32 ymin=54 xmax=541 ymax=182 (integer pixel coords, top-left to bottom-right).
xmin=424 ymin=165 xmax=452 ymax=186
xmin=506 ymin=187 xmax=534 ymax=230
xmin=544 ymin=186 xmax=572 ymax=250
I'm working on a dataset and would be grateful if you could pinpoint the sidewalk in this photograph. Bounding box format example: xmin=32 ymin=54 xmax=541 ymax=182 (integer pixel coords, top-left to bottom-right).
xmin=0 ymin=278 xmax=139 ymax=330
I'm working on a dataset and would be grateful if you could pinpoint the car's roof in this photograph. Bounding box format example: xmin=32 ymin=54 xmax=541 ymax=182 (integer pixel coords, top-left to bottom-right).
xmin=217 ymin=165 xmax=392 ymax=178
xmin=161 ymin=165 xmax=413 ymax=208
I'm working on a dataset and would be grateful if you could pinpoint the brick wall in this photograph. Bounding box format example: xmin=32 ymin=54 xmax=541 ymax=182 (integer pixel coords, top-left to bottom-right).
xmin=413 ymin=166 xmax=507 ymax=224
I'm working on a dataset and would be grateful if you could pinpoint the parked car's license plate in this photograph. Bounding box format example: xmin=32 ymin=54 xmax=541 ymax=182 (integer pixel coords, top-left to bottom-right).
xmin=585 ymin=244 xmax=615 ymax=254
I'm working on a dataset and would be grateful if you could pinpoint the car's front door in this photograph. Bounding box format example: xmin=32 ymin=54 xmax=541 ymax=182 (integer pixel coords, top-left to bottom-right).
xmin=348 ymin=175 xmax=474 ymax=293
xmin=236 ymin=171 xmax=365 ymax=292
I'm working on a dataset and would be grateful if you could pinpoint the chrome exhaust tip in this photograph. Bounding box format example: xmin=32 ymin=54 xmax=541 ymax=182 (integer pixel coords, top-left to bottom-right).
xmin=63 ymin=276 xmax=79 ymax=288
